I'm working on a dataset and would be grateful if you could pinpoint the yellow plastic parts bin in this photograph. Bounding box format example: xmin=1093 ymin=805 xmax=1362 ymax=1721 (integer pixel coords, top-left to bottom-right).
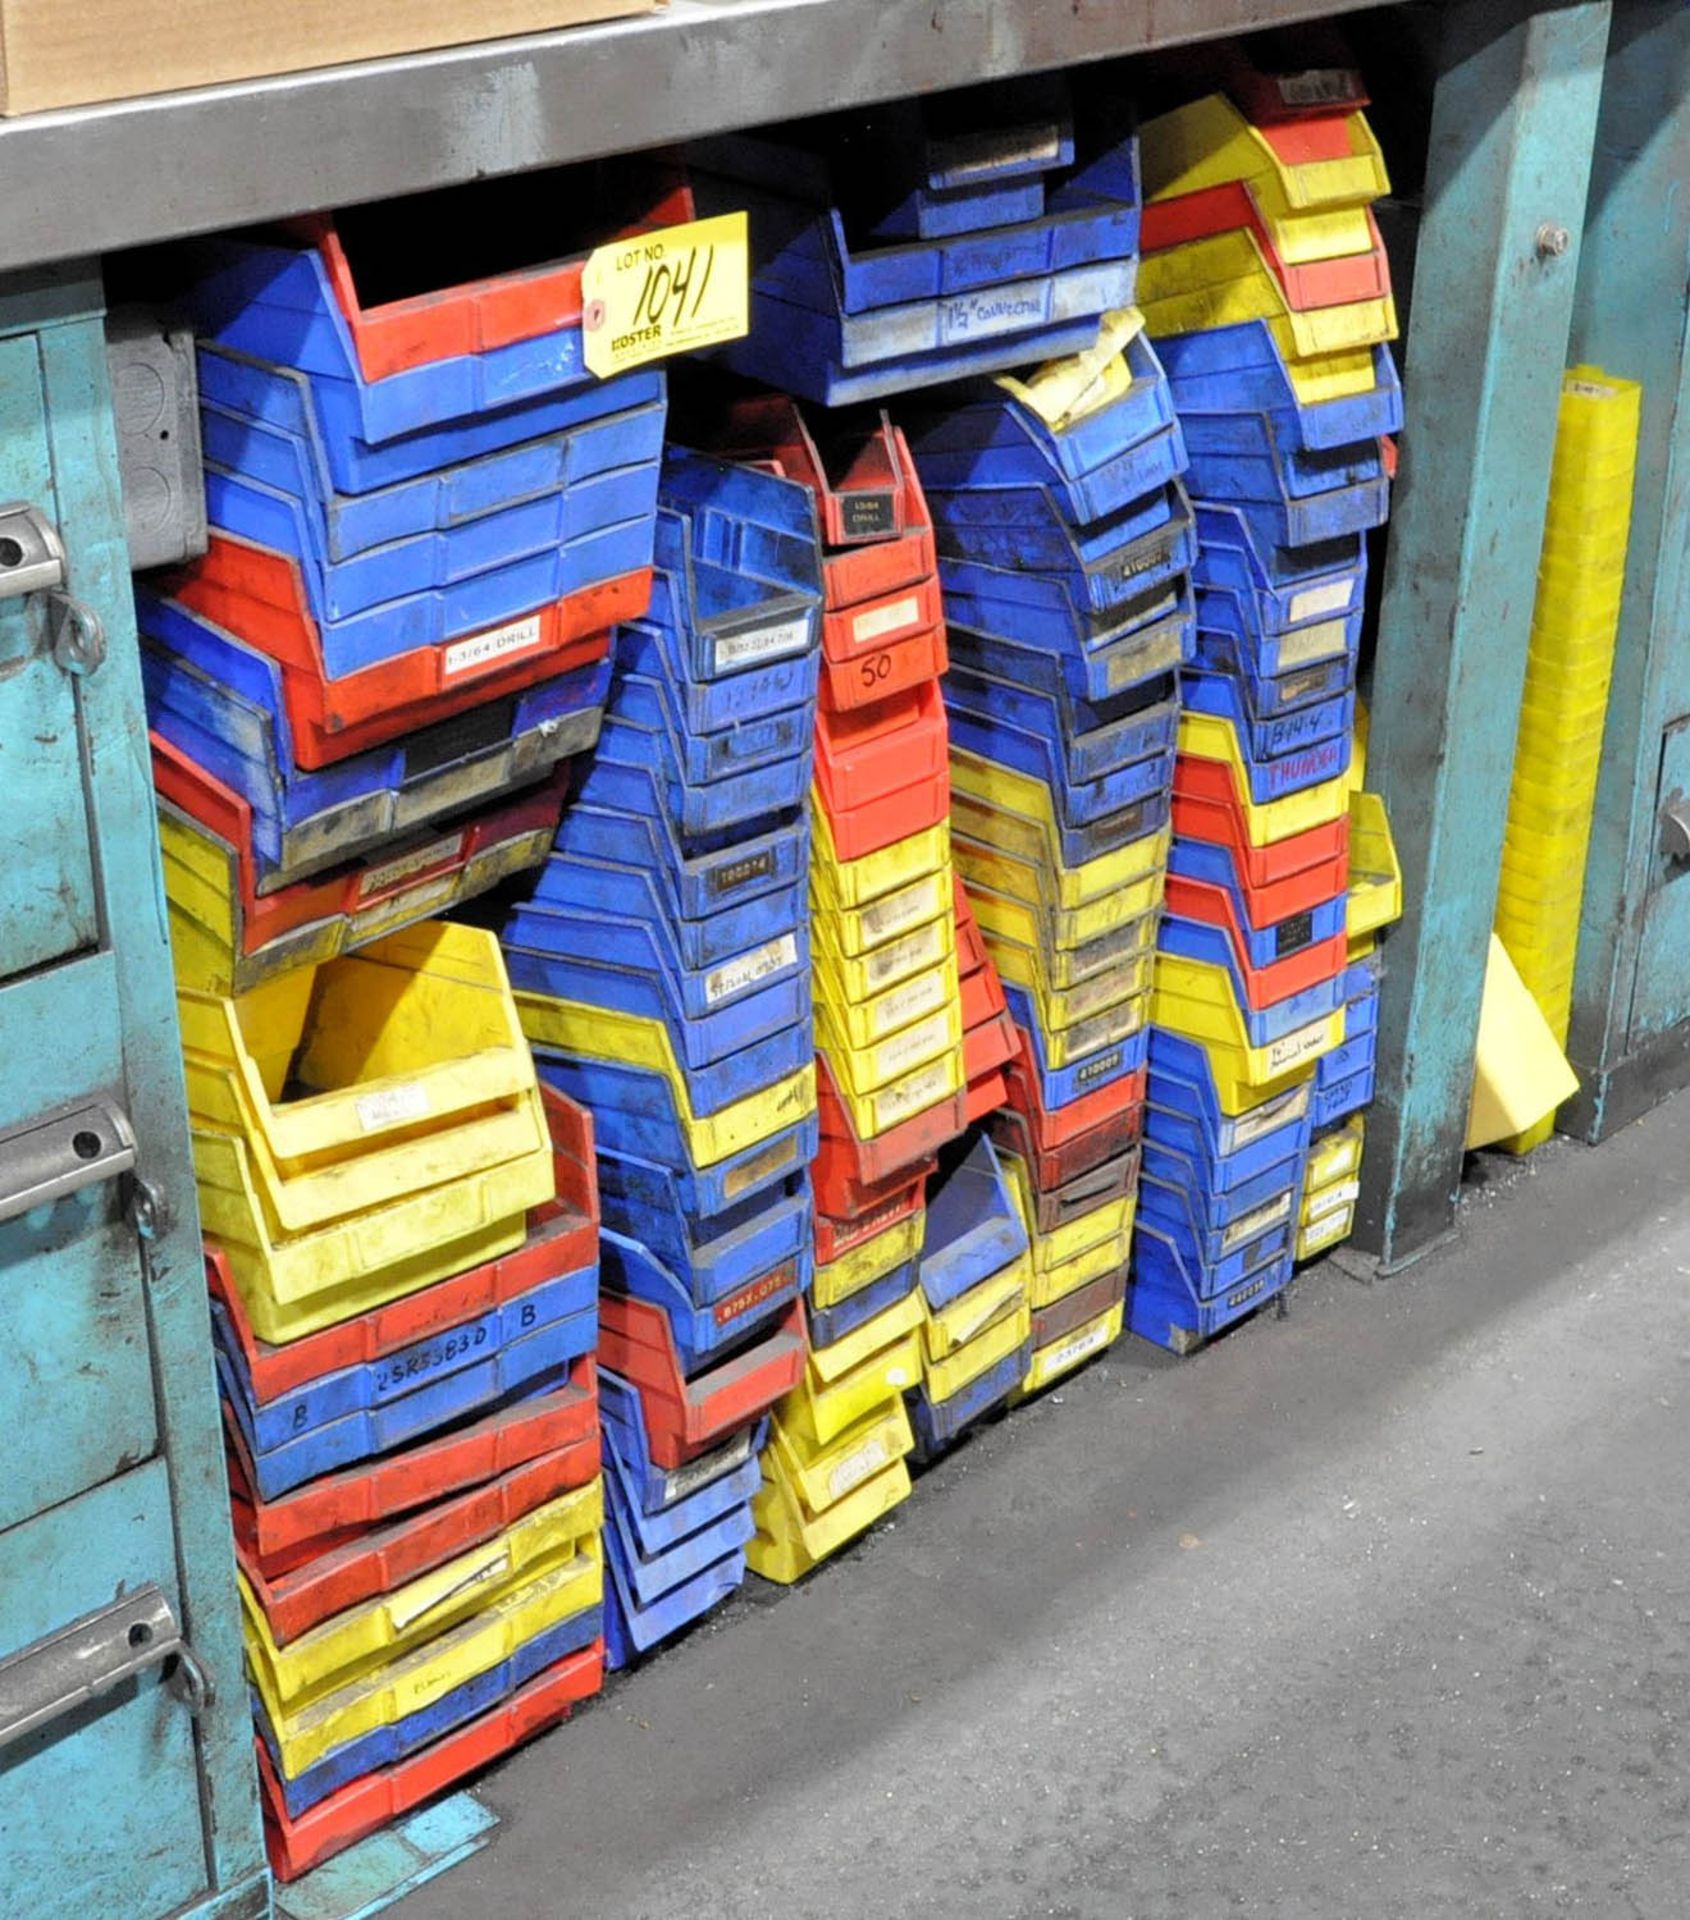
xmin=254 ymin=1537 xmax=603 ymax=1780
xmin=162 ymin=804 xmax=553 ymax=997
xmin=242 ymin=1478 xmax=602 ymax=1711
xmin=1346 ymin=789 xmax=1403 ymax=940
xmin=814 ymin=948 xmax=958 ymax=1052
xmin=819 ymin=1034 xmax=965 ymax=1141
xmin=1027 ymin=1225 xmax=1130 ymax=1309
xmin=812 ymin=1210 xmax=925 ymax=1310
xmin=812 ymin=867 xmax=952 ymax=957
xmin=1153 ymin=951 xmax=1342 ymax=1095
xmin=184 ymin=924 xmax=552 ymax=1343
xmin=180 ymin=921 xmax=538 ymax=1155
xmin=1139 ymin=92 xmax=1391 ymax=214
xmin=952 ymin=791 xmax=1169 ymax=905
xmin=921 ymin=1294 xmax=1033 ymax=1405
xmin=788 ymin=1301 xmax=924 ymax=1451
xmin=747 ymin=1423 xmax=913 ymax=1584
xmin=1295 ymin=1202 xmax=1355 ymax=1261
xmin=1019 ymin=1300 xmax=1125 ymax=1398
xmin=815 ymin=996 xmax=964 ymax=1100
xmin=955 ymin=817 xmax=1171 ymax=914
xmin=812 ymin=906 xmax=956 ymax=1004
xmin=921 ymin=1258 xmax=1030 ymax=1361
xmin=194 ymin=1130 xmax=540 ymax=1345
xmin=1306 ymin=1113 xmax=1366 ymax=1192
xmin=1139 ymin=226 xmax=1398 ymax=353
xmin=811 ymin=806 xmax=950 ymax=908
xmin=1466 ymin=935 xmax=1580 ymax=1150
xmin=516 ymin=992 xmax=817 ymax=1165
xmin=985 ymin=935 xmax=1154 ymax=1031
xmin=1296 ymin=1115 xmax=1364 ymax=1261
xmin=964 ymin=859 xmax=1165 ymax=952
xmin=764 ymin=1397 xmax=915 ymax=1520
xmin=1494 ymin=365 xmax=1641 ymax=1154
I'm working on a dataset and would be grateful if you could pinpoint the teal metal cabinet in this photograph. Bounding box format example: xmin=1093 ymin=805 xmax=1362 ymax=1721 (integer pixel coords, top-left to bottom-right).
xmin=1561 ymin=2 xmax=1690 ymax=1138
xmin=0 ymin=269 xmax=270 ymax=1920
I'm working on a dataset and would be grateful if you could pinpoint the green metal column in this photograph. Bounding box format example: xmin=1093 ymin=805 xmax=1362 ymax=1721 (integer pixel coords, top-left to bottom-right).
xmin=1353 ymin=0 xmax=1611 ymax=1269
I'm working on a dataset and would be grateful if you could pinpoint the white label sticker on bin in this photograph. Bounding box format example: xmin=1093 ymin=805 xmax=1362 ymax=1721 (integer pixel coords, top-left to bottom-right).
xmin=876 ymin=1059 xmax=952 ymax=1126
xmin=934 ymin=123 xmax=1064 ymax=182
xmin=873 ymin=1010 xmax=952 ymax=1080
xmin=1045 ymin=1318 xmax=1114 ymax=1375
xmin=714 ymin=615 xmax=811 ymax=672
xmin=1266 ymin=1020 xmax=1333 ymax=1075
xmin=827 ymin=1435 xmax=891 ymax=1502
xmin=1106 ymin=625 xmax=1184 ymax=689
xmin=1286 ymin=581 xmax=1355 ymax=626
xmin=664 ymin=1430 xmax=754 ymax=1503
xmin=871 ymin=970 xmax=949 ymax=1038
xmin=357 ymin=832 xmax=469 ymax=900
xmin=356 ymin=1081 xmax=432 ymax=1133
xmin=863 ymin=919 xmax=946 ymax=990
xmin=351 ymin=874 xmax=459 ymax=938
xmin=1224 ymin=1082 xmax=1311 ymax=1149
xmin=860 ymin=875 xmax=944 ymax=945
xmin=1276 ymin=68 xmax=1361 ymax=105
xmin=1300 ymin=1207 xmax=1353 ymax=1254
xmin=1306 ymin=1177 xmax=1362 ymax=1221
xmin=939 ymin=276 xmax=1053 ymax=345
xmin=442 ymin=613 xmax=544 ymax=678
xmin=1222 ymin=1191 xmax=1293 ymax=1253
xmin=1277 ymin=616 xmax=1352 ymax=667
xmin=852 ymin=594 xmax=921 ymax=646
xmin=705 ymin=934 xmax=798 ymax=1008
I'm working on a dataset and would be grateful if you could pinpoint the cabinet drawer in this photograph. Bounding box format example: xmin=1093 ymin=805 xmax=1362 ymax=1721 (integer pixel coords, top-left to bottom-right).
xmin=0 ymin=950 xmax=160 ymax=1530
xmin=0 ymin=1465 xmax=214 ymax=1920
xmin=0 ymin=332 xmax=101 ymax=985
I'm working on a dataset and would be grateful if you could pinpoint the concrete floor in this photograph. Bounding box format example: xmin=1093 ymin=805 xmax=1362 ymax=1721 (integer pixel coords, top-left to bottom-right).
xmin=395 ymin=1094 xmax=1690 ymax=1920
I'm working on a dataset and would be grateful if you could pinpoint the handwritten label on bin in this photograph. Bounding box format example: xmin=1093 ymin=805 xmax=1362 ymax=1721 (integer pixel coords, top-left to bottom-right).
xmin=582 ymin=213 xmax=749 ymax=376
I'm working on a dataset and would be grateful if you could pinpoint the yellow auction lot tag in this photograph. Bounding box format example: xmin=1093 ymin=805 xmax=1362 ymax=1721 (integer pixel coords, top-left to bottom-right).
xmin=582 ymin=212 xmax=750 ymax=375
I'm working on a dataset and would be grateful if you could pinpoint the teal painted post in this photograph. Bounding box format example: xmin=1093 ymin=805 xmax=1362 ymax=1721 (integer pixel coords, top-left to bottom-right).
xmin=1561 ymin=2 xmax=1690 ymax=1137
xmin=1352 ymin=0 xmax=1612 ymax=1269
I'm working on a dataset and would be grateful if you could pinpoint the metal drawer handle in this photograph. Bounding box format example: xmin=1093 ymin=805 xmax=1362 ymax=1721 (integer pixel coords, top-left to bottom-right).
xmin=0 ymin=1584 xmax=211 ymax=1752
xmin=0 ymin=500 xmax=106 ymax=675
xmin=0 ymin=501 xmax=66 ymax=600
xmin=1662 ymin=797 xmax=1690 ymax=862
xmin=0 ymin=1098 xmax=137 ymax=1227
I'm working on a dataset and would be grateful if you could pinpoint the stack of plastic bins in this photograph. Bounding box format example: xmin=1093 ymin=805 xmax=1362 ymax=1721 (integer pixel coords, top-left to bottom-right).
xmin=908 ymin=1133 xmax=1034 ymax=1459
xmin=689 ymin=73 xmax=1142 ymax=404
xmin=1492 ymin=368 xmax=1642 ymax=1153
xmin=1293 ymin=713 xmax=1404 ymax=1261
xmin=954 ymin=879 xmax=1019 ymax=1121
xmin=705 ymin=400 xmax=967 ymax=1205
xmin=688 ymin=399 xmax=959 ymax=1580
xmin=502 ymin=448 xmax=820 ymax=1653
xmin=1139 ymin=645 xmax=1355 ymax=1349
xmin=1120 ymin=57 xmax=1399 ymax=1353
xmin=181 ymin=912 xmax=601 ymax=1879
xmin=144 ymin=168 xmax=692 ymax=927
xmin=905 ymin=306 xmax=1190 ymax=1387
